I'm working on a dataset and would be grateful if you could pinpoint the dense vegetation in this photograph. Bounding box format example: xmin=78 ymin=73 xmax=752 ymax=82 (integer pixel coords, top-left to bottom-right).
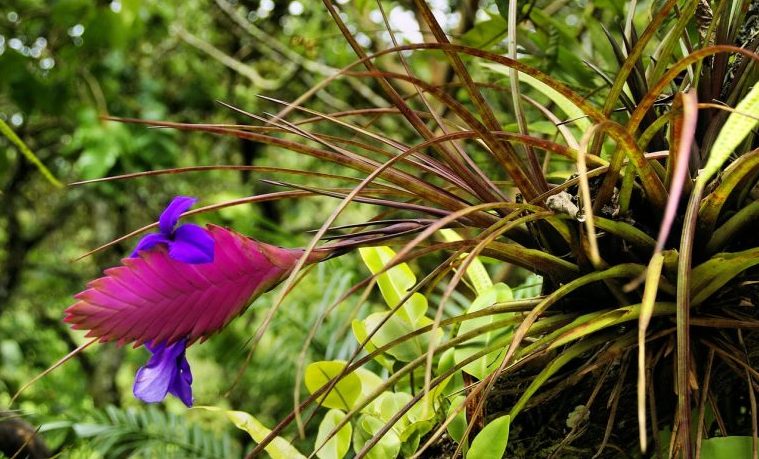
xmin=1 ymin=1 xmax=758 ymax=458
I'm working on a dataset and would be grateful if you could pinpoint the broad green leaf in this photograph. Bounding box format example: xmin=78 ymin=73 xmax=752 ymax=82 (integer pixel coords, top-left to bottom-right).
xmin=437 ymin=347 xmax=457 ymax=373
xmin=362 ymin=391 xmax=412 ymax=433
xmin=700 ymin=83 xmax=759 ymax=183
xmin=467 ymin=414 xmax=510 ymax=459
xmin=446 ymin=395 xmax=467 ymax=444
xmin=359 ymin=246 xmax=428 ymax=323
xmin=461 ymin=14 xmax=508 ymax=48
xmin=351 ymin=320 xmax=394 ymax=370
xmin=354 ymin=367 xmax=384 ymax=401
xmin=315 ymin=409 xmax=352 ymax=459
xmin=76 ymin=145 xmax=120 ymax=180
xmin=380 ymin=392 xmax=413 ymax=423
xmin=195 ymin=406 xmax=305 ymax=459
xmin=305 ymin=361 xmax=362 ymax=411
xmin=701 ymin=436 xmax=755 ymax=459
xmin=353 ymin=414 xmax=401 ymax=459
xmin=363 ymin=312 xmax=443 ymax=362
xmin=360 ymin=381 xmax=451 ymax=453
xmin=363 ymin=312 xmax=421 ymax=362
xmin=399 ymin=422 xmax=428 ymax=457
xmin=454 ymin=283 xmax=513 ymax=379
xmin=439 ymin=229 xmax=493 ymax=295
xmin=406 ymin=375 xmax=453 ymax=424
xmin=481 ymin=62 xmax=592 ymax=131
xmin=363 ymin=392 xmax=407 ymax=422
xmin=399 ymin=376 xmax=454 ymax=451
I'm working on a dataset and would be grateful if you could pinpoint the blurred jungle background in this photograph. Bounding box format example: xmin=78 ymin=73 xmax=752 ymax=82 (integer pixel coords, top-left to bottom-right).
xmin=0 ymin=1 xmax=387 ymax=456
xmin=1 ymin=0 xmax=758 ymax=458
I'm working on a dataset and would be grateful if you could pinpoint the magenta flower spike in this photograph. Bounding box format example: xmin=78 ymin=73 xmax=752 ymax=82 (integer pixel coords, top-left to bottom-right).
xmin=66 ymin=196 xmax=331 ymax=406
xmin=65 ymin=224 xmax=307 ymax=346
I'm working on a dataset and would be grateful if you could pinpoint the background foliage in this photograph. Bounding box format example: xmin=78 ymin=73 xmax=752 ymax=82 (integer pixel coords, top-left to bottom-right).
xmin=0 ymin=0 xmax=372 ymax=455
xmin=1 ymin=0 xmax=757 ymax=458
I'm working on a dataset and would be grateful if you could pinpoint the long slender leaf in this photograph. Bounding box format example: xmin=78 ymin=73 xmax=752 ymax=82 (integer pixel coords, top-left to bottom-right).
xmin=0 ymin=118 xmax=62 ymax=188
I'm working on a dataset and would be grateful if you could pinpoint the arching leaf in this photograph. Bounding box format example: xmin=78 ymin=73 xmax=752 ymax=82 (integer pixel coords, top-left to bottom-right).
xmin=467 ymin=414 xmax=510 ymax=459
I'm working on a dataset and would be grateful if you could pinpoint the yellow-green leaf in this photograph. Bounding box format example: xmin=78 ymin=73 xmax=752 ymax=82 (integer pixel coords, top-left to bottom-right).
xmin=305 ymin=361 xmax=362 ymax=411
xmin=362 ymin=312 xmax=444 ymax=362
xmin=351 ymin=320 xmax=394 ymax=370
xmin=700 ymin=83 xmax=759 ymax=183
xmin=454 ymin=283 xmax=513 ymax=379
xmin=195 ymin=406 xmax=305 ymax=459
xmin=439 ymin=229 xmax=493 ymax=295
xmin=352 ymin=414 xmax=401 ymax=459
xmin=467 ymin=414 xmax=510 ymax=459
xmin=446 ymin=395 xmax=467 ymax=444
xmin=315 ymin=409 xmax=352 ymax=459
xmin=359 ymin=246 xmax=428 ymax=323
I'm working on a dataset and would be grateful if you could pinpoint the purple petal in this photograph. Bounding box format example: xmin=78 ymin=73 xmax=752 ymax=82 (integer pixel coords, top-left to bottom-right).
xmin=168 ymin=224 xmax=215 ymax=264
xmin=131 ymin=233 xmax=171 ymax=258
xmin=133 ymin=339 xmax=192 ymax=405
xmin=159 ymin=196 xmax=197 ymax=236
xmin=169 ymin=355 xmax=194 ymax=407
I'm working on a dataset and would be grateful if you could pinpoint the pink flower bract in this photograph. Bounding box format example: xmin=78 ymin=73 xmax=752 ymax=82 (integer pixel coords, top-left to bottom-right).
xmin=65 ymin=225 xmax=303 ymax=347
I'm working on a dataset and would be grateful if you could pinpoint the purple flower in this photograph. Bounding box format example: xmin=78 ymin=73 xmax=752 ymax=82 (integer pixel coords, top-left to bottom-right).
xmin=131 ymin=196 xmax=214 ymax=264
xmin=128 ymin=196 xmax=208 ymax=406
xmin=66 ymin=196 xmax=332 ymax=407
xmin=133 ymin=338 xmax=193 ymax=407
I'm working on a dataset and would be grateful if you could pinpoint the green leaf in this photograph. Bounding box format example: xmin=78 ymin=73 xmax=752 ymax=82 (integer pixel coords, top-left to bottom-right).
xmin=363 ymin=312 xmax=444 ymax=362
xmin=701 ymin=436 xmax=755 ymax=459
xmin=379 ymin=392 xmax=413 ymax=423
xmin=446 ymin=395 xmax=467 ymax=444
xmin=437 ymin=348 xmax=457 ymax=374
xmin=461 ymin=15 xmax=508 ymax=48
xmin=305 ymin=361 xmax=363 ymax=411
xmin=352 ymin=414 xmax=401 ymax=459
xmin=196 ymin=406 xmax=304 ymax=459
xmin=406 ymin=375 xmax=452 ymax=425
xmin=439 ymin=229 xmax=493 ymax=295
xmin=354 ymin=367 xmax=384 ymax=401
xmin=359 ymin=246 xmax=428 ymax=324
xmin=700 ymin=83 xmax=759 ymax=183
xmin=351 ymin=320 xmax=394 ymax=370
xmin=315 ymin=409 xmax=352 ymax=459
xmin=454 ymin=283 xmax=513 ymax=379
xmin=481 ymin=62 xmax=592 ymax=131
xmin=467 ymin=414 xmax=510 ymax=459
xmin=691 ymin=247 xmax=759 ymax=305
xmin=76 ymin=145 xmax=120 ymax=180
xmin=0 ymin=118 xmax=62 ymax=187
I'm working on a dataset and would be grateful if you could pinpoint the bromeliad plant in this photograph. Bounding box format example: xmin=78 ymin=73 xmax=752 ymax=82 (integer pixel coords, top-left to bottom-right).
xmin=32 ymin=0 xmax=759 ymax=457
